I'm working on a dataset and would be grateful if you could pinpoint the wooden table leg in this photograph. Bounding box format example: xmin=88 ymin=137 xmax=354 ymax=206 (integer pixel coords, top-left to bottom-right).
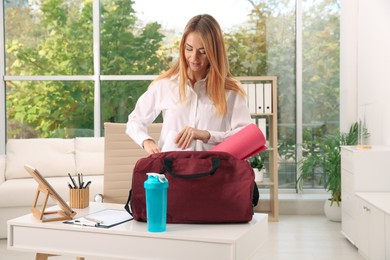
xmin=36 ymin=253 xmax=85 ymax=260
xmin=36 ymin=253 xmax=57 ymax=260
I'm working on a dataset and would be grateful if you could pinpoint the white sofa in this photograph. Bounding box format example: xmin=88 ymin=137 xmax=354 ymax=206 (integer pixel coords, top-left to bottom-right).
xmin=0 ymin=137 xmax=104 ymax=238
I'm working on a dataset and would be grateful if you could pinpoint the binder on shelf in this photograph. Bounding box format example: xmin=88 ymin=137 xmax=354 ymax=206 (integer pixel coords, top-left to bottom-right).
xmin=264 ymin=83 xmax=272 ymax=113
xmin=244 ymin=83 xmax=249 ymax=101
xmin=244 ymin=83 xmax=250 ymax=109
xmin=246 ymin=83 xmax=256 ymax=114
xmin=255 ymin=83 xmax=264 ymax=114
xmin=257 ymin=118 xmax=267 ymax=140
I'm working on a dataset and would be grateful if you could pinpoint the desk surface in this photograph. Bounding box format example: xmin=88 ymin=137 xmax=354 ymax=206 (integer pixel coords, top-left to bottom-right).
xmin=8 ymin=202 xmax=268 ymax=260
xmin=356 ymin=192 xmax=390 ymax=215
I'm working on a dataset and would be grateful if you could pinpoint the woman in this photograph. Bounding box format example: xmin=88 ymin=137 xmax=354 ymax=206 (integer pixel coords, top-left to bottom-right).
xmin=126 ymin=14 xmax=252 ymax=154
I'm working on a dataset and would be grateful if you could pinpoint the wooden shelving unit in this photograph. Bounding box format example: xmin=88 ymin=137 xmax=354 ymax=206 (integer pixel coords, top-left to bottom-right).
xmin=238 ymin=76 xmax=278 ymax=221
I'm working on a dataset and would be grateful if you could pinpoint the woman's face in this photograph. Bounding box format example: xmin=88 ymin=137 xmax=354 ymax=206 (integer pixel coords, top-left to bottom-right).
xmin=184 ymin=32 xmax=210 ymax=78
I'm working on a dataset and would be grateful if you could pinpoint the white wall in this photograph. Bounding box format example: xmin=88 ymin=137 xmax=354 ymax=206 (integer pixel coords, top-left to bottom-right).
xmin=341 ymin=0 xmax=390 ymax=145
xmin=340 ymin=0 xmax=358 ymax=133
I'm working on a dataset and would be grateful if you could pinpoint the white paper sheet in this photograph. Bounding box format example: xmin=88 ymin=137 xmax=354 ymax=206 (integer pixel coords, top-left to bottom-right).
xmin=64 ymin=209 xmax=132 ymax=228
xmin=162 ymin=130 xmax=194 ymax=152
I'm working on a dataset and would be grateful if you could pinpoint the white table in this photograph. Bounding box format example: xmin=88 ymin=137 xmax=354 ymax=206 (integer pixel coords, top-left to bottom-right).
xmin=8 ymin=202 xmax=268 ymax=260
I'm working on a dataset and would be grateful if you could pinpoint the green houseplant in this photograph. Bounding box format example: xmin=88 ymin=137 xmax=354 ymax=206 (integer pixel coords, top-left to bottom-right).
xmin=298 ymin=121 xmax=368 ymax=207
xmin=248 ymin=154 xmax=265 ymax=182
xmin=248 ymin=154 xmax=264 ymax=171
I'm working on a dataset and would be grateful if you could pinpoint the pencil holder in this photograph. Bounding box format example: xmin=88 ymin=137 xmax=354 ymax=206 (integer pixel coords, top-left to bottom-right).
xmin=69 ymin=187 xmax=90 ymax=209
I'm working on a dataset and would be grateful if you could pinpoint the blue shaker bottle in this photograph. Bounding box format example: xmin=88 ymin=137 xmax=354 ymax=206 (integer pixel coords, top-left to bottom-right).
xmin=144 ymin=173 xmax=169 ymax=232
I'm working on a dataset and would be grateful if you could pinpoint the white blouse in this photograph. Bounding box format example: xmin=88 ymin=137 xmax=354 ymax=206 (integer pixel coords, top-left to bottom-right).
xmin=126 ymin=75 xmax=252 ymax=151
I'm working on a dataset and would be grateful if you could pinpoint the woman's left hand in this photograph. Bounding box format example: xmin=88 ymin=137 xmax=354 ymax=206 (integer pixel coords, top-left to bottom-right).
xmin=175 ymin=127 xmax=210 ymax=149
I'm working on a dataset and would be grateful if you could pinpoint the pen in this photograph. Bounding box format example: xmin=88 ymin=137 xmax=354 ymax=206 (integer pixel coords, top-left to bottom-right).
xmin=77 ymin=173 xmax=82 ymax=189
xmin=68 ymin=173 xmax=78 ymax=189
xmin=84 ymin=181 xmax=92 ymax=188
xmin=80 ymin=173 xmax=84 ymax=188
xmin=68 ymin=182 xmax=74 ymax=189
xmin=73 ymin=220 xmax=99 ymax=227
xmin=84 ymin=216 xmax=103 ymax=224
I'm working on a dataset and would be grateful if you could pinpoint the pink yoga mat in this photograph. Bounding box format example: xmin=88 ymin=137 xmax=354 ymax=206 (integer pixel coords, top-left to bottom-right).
xmin=210 ymin=123 xmax=267 ymax=160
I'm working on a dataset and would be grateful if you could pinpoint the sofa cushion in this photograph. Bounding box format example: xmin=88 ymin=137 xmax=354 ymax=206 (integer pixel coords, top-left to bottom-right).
xmin=75 ymin=137 xmax=104 ymax=176
xmin=5 ymin=138 xmax=76 ymax=180
xmin=0 ymin=176 xmax=104 ymax=208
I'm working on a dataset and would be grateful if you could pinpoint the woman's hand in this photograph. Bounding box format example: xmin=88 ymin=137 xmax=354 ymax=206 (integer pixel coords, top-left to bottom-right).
xmin=142 ymin=139 xmax=161 ymax=154
xmin=175 ymin=127 xmax=210 ymax=149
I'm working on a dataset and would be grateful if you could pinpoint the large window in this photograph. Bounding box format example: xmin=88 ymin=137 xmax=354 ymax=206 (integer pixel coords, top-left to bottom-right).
xmin=300 ymin=0 xmax=340 ymax=189
xmin=5 ymin=0 xmax=93 ymax=76
xmin=1 ymin=0 xmax=340 ymax=191
xmin=6 ymin=80 xmax=94 ymax=138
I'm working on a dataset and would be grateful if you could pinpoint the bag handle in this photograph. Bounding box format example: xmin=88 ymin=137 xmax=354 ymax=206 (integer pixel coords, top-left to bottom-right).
xmin=163 ymin=157 xmax=220 ymax=179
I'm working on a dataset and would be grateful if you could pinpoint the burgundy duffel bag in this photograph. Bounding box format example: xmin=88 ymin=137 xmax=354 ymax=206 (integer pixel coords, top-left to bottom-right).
xmin=125 ymin=151 xmax=259 ymax=224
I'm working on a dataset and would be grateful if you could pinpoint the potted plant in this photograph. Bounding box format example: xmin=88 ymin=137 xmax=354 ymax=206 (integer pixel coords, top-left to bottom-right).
xmin=248 ymin=154 xmax=264 ymax=182
xmin=297 ymin=121 xmax=369 ymax=221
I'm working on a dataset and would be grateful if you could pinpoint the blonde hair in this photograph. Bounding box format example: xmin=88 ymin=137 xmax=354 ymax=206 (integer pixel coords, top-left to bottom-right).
xmin=155 ymin=14 xmax=245 ymax=116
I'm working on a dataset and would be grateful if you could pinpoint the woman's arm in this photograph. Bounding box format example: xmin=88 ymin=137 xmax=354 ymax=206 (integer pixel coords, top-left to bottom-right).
xmin=126 ymin=83 xmax=161 ymax=149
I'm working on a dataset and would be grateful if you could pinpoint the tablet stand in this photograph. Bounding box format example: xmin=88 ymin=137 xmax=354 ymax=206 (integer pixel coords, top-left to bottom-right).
xmin=32 ymin=184 xmax=75 ymax=222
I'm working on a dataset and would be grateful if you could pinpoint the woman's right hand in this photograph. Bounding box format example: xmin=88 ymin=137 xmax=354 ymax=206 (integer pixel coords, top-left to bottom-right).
xmin=175 ymin=126 xmax=210 ymax=149
xmin=142 ymin=139 xmax=161 ymax=154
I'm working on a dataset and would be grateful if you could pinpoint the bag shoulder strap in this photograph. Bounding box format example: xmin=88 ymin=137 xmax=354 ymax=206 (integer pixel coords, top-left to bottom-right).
xmin=124 ymin=189 xmax=133 ymax=216
xmin=252 ymin=182 xmax=259 ymax=207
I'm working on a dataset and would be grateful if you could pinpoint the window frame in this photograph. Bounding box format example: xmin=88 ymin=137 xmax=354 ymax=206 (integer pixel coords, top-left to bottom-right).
xmin=0 ymin=0 xmax=333 ymax=194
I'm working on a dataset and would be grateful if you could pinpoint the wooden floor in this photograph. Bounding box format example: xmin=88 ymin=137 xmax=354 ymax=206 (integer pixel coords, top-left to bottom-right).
xmin=1 ymin=215 xmax=363 ymax=260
